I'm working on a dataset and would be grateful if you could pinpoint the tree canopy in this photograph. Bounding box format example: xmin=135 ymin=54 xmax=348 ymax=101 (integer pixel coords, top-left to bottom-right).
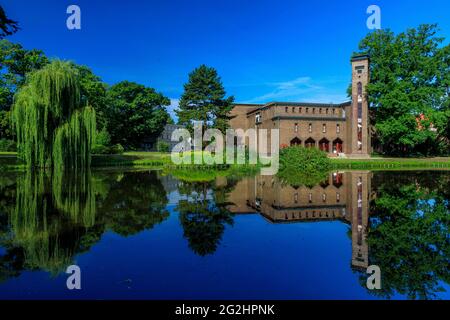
xmin=177 ymin=65 xmax=234 ymax=133
xmin=352 ymin=24 xmax=450 ymax=156
xmin=105 ymin=81 xmax=170 ymax=149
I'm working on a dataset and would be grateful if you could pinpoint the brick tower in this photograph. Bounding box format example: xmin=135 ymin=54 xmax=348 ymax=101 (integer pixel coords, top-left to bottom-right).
xmin=348 ymin=55 xmax=370 ymax=157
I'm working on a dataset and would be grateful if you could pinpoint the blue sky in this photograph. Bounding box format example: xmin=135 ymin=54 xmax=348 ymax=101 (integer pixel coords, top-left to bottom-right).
xmin=3 ymin=0 xmax=450 ymax=121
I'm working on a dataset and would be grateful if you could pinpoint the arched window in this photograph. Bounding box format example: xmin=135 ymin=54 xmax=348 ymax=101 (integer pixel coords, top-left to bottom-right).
xmin=336 ymin=124 xmax=340 ymax=133
xmin=322 ymin=124 xmax=326 ymax=133
xmin=308 ymin=123 xmax=312 ymax=133
xmin=295 ymin=123 xmax=298 ymax=133
xmin=357 ymin=82 xmax=362 ymax=95
xmin=285 ymin=107 xmax=289 ymax=113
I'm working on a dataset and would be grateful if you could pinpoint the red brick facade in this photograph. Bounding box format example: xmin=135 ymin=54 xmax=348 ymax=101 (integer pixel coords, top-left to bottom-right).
xmin=229 ymin=56 xmax=371 ymax=158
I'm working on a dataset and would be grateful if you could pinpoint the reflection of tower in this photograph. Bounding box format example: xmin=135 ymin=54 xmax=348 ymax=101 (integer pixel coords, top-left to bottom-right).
xmin=225 ymin=171 xmax=372 ymax=270
xmin=349 ymin=56 xmax=370 ymax=157
xmin=349 ymin=171 xmax=371 ymax=269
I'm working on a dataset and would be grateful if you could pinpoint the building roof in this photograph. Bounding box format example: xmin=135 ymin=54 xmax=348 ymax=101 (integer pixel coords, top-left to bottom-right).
xmin=351 ymin=54 xmax=370 ymax=62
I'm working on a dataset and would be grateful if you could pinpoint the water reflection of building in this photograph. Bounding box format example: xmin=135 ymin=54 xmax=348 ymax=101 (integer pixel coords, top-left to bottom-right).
xmin=226 ymin=171 xmax=371 ymax=269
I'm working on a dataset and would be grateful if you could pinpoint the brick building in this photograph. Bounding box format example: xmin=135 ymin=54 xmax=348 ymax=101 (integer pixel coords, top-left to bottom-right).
xmin=229 ymin=55 xmax=371 ymax=158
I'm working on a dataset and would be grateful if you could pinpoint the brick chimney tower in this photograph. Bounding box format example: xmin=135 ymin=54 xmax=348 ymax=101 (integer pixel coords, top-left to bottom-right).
xmin=349 ymin=55 xmax=370 ymax=157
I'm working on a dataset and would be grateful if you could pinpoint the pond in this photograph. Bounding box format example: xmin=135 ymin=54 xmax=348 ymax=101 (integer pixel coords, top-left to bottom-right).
xmin=0 ymin=169 xmax=449 ymax=300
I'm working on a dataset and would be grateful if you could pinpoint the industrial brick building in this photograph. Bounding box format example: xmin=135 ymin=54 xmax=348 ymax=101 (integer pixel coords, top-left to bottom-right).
xmin=229 ymin=55 xmax=371 ymax=158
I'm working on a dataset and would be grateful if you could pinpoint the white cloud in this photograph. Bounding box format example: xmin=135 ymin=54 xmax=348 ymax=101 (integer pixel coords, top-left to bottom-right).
xmin=245 ymin=76 xmax=348 ymax=104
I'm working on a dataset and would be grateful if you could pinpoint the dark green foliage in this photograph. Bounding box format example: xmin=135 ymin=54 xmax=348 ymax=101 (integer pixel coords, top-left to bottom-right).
xmin=361 ymin=172 xmax=450 ymax=299
xmin=177 ymin=180 xmax=234 ymax=256
xmin=352 ymin=24 xmax=450 ymax=155
xmin=0 ymin=6 xmax=19 ymax=39
xmin=96 ymin=171 xmax=169 ymax=236
xmin=0 ymin=138 xmax=15 ymax=151
xmin=70 ymin=63 xmax=109 ymax=129
xmin=177 ymin=65 xmax=234 ymax=133
xmin=106 ymin=81 xmax=170 ymax=150
xmin=157 ymin=140 xmax=170 ymax=152
xmin=277 ymin=146 xmax=331 ymax=187
xmin=109 ymin=144 xmax=124 ymax=155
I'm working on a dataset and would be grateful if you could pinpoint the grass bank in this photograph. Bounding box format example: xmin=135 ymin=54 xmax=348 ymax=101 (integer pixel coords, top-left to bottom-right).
xmin=1 ymin=151 xmax=449 ymax=171
xmin=331 ymin=157 xmax=450 ymax=170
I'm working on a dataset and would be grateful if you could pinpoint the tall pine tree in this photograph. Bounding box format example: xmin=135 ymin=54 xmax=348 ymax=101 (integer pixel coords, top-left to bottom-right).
xmin=177 ymin=65 xmax=234 ymax=133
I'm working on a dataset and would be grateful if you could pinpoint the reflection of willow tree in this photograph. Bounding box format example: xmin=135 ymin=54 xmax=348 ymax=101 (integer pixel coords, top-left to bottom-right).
xmin=362 ymin=172 xmax=450 ymax=300
xmin=98 ymin=171 xmax=169 ymax=236
xmin=0 ymin=170 xmax=170 ymax=282
xmin=177 ymin=179 xmax=236 ymax=256
xmin=9 ymin=170 xmax=99 ymax=275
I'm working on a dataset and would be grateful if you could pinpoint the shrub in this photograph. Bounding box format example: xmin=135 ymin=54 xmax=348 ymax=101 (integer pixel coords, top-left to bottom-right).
xmin=157 ymin=141 xmax=170 ymax=153
xmin=110 ymin=144 xmax=124 ymax=154
xmin=277 ymin=146 xmax=331 ymax=187
xmin=91 ymin=144 xmax=110 ymax=155
xmin=91 ymin=128 xmax=124 ymax=154
xmin=0 ymin=139 xmax=17 ymax=152
xmin=95 ymin=127 xmax=111 ymax=147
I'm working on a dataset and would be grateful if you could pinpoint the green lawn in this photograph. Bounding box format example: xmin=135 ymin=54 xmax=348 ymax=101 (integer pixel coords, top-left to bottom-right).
xmin=1 ymin=151 xmax=449 ymax=171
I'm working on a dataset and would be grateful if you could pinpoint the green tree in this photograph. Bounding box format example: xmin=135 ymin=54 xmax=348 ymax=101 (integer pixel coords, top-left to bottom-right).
xmin=352 ymin=24 xmax=450 ymax=155
xmin=0 ymin=6 xmax=19 ymax=39
xmin=12 ymin=61 xmax=96 ymax=169
xmin=177 ymin=65 xmax=234 ymax=133
xmin=0 ymin=40 xmax=49 ymax=140
xmin=70 ymin=63 xmax=109 ymax=130
xmin=106 ymin=81 xmax=170 ymax=149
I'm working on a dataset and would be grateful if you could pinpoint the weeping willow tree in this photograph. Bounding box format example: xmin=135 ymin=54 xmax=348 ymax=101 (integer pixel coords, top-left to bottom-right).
xmin=12 ymin=61 xmax=96 ymax=169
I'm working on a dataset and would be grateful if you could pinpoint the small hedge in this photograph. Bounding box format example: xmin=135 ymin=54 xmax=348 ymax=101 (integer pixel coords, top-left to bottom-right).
xmin=157 ymin=141 xmax=170 ymax=153
xmin=277 ymin=146 xmax=331 ymax=187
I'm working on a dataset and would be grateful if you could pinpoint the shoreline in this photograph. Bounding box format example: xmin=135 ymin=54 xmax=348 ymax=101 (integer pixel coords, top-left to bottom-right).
xmin=1 ymin=152 xmax=449 ymax=172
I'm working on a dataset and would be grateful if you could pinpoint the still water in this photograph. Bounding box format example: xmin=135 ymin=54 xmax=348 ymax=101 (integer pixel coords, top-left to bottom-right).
xmin=0 ymin=169 xmax=448 ymax=300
